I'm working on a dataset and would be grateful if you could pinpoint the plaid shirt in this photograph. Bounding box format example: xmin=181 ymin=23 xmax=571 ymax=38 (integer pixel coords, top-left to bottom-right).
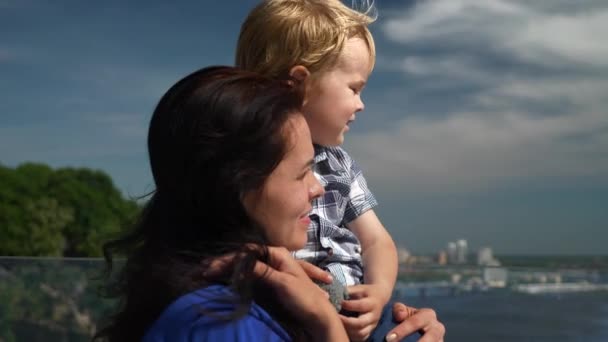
xmin=293 ymin=145 xmax=378 ymax=286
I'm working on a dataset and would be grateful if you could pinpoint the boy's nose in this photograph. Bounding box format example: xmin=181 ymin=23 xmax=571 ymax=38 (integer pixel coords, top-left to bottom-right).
xmin=356 ymin=98 xmax=365 ymax=112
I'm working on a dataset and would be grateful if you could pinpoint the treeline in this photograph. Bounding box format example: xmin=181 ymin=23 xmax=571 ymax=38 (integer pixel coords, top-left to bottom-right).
xmin=0 ymin=162 xmax=140 ymax=257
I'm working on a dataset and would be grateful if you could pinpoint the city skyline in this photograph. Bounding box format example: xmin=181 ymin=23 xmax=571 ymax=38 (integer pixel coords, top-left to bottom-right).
xmin=1 ymin=0 xmax=607 ymax=254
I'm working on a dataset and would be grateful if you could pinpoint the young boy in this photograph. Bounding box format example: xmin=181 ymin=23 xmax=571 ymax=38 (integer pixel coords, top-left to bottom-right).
xmin=236 ymin=0 xmax=402 ymax=340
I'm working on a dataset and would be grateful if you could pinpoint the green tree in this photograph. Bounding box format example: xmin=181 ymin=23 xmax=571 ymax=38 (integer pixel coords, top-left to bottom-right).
xmin=0 ymin=163 xmax=139 ymax=257
xmin=0 ymin=164 xmax=72 ymax=256
xmin=0 ymin=197 xmax=72 ymax=256
xmin=46 ymin=168 xmax=139 ymax=257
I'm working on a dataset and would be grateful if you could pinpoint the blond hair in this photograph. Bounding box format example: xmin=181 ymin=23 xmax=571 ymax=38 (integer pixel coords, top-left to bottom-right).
xmin=236 ymin=0 xmax=376 ymax=79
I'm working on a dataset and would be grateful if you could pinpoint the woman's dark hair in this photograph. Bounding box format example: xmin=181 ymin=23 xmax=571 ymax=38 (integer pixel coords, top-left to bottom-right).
xmin=94 ymin=66 xmax=306 ymax=341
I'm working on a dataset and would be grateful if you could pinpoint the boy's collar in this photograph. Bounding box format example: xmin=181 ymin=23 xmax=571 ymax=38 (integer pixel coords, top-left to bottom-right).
xmin=313 ymin=144 xmax=328 ymax=163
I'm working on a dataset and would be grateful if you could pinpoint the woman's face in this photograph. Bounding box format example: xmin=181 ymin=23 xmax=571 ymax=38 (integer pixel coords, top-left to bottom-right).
xmin=242 ymin=114 xmax=324 ymax=251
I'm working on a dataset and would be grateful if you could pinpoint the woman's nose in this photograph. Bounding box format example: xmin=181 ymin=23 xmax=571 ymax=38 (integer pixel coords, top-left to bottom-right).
xmin=309 ymin=178 xmax=324 ymax=200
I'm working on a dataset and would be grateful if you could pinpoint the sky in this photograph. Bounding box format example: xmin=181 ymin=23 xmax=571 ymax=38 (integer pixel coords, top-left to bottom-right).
xmin=1 ymin=0 xmax=607 ymax=255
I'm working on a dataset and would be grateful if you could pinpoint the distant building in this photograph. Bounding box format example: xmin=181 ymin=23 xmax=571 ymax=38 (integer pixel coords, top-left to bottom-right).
xmin=407 ymin=255 xmax=434 ymax=265
xmin=456 ymin=239 xmax=468 ymax=264
xmin=483 ymin=267 xmax=508 ymax=287
xmin=447 ymin=242 xmax=457 ymax=264
xmin=437 ymin=250 xmax=448 ymax=265
xmin=477 ymin=247 xmax=501 ymax=266
xmin=396 ymin=246 xmax=411 ymax=264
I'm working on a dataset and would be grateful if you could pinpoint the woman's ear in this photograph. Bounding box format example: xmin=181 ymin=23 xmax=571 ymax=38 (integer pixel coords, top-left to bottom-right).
xmin=240 ymin=188 xmax=260 ymax=216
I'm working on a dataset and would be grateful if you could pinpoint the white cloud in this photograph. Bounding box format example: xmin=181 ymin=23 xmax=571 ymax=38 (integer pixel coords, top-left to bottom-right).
xmin=401 ymin=55 xmax=493 ymax=85
xmin=476 ymin=78 xmax=608 ymax=110
xmin=354 ymin=0 xmax=608 ymax=194
xmin=350 ymin=108 xmax=608 ymax=194
xmin=509 ymin=11 xmax=608 ymax=67
xmin=383 ymin=0 xmax=525 ymax=44
xmin=383 ymin=0 xmax=608 ymax=68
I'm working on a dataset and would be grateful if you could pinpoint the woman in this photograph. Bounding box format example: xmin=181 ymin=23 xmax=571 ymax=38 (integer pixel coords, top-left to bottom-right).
xmin=95 ymin=66 xmax=444 ymax=341
xmin=95 ymin=66 xmax=346 ymax=341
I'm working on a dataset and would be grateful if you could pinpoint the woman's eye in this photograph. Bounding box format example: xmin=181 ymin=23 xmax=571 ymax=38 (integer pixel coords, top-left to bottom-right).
xmin=299 ymin=168 xmax=312 ymax=180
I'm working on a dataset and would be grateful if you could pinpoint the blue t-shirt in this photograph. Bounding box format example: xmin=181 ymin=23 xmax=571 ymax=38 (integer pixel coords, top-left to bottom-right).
xmin=143 ymin=284 xmax=291 ymax=341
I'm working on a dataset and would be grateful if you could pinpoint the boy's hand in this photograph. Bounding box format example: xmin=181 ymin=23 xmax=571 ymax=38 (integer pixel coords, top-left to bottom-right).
xmin=339 ymin=284 xmax=389 ymax=341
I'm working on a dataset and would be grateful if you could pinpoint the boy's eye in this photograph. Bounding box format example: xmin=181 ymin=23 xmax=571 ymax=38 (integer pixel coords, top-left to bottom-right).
xmin=351 ymin=86 xmax=364 ymax=95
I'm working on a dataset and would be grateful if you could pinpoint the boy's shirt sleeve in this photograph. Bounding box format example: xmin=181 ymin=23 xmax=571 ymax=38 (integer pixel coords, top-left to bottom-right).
xmin=340 ymin=148 xmax=378 ymax=224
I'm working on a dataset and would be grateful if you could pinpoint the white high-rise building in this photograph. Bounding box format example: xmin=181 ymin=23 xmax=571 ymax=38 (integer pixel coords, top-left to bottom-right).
xmin=447 ymin=242 xmax=457 ymax=264
xmin=456 ymin=239 xmax=468 ymax=264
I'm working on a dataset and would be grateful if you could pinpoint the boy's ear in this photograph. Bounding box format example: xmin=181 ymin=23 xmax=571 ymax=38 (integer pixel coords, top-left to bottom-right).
xmin=289 ymin=65 xmax=310 ymax=82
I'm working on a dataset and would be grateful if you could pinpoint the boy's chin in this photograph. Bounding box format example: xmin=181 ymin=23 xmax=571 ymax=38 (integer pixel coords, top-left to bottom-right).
xmin=315 ymin=134 xmax=345 ymax=147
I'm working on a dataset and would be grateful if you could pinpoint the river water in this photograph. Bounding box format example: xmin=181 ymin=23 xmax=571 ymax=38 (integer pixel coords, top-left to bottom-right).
xmin=397 ymin=290 xmax=608 ymax=341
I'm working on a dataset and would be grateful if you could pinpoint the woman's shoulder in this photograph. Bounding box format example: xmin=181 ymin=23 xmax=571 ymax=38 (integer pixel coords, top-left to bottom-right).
xmin=143 ymin=284 xmax=291 ymax=341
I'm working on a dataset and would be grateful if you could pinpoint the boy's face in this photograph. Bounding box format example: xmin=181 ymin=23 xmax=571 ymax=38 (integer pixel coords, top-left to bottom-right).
xmin=302 ymin=37 xmax=372 ymax=146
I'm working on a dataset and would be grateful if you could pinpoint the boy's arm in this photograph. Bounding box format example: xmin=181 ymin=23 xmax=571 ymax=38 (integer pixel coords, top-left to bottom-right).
xmin=335 ymin=148 xmax=398 ymax=340
xmin=341 ymin=209 xmax=398 ymax=340
xmin=346 ymin=209 xmax=398 ymax=300
xmin=339 ymin=147 xmax=397 ymax=299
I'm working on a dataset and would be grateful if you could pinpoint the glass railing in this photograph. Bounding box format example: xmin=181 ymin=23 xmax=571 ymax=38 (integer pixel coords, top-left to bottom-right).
xmin=1 ymin=257 xmax=607 ymax=341
xmin=0 ymin=257 xmax=111 ymax=342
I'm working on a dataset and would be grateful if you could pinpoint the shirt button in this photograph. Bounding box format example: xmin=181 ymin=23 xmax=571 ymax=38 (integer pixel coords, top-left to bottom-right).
xmin=354 ymin=246 xmax=361 ymax=254
xmin=327 ymin=248 xmax=334 ymax=256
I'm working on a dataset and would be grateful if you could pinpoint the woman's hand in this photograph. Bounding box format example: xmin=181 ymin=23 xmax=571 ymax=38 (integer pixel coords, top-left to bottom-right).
xmin=202 ymin=248 xmax=333 ymax=285
xmin=386 ymin=302 xmax=445 ymax=342
xmin=296 ymin=259 xmax=334 ymax=284
xmin=254 ymin=246 xmax=348 ymax=341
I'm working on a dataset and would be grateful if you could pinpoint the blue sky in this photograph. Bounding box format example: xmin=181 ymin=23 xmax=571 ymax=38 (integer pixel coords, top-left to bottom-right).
xmin=2 ymin=0 xmax=607 ymax=255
